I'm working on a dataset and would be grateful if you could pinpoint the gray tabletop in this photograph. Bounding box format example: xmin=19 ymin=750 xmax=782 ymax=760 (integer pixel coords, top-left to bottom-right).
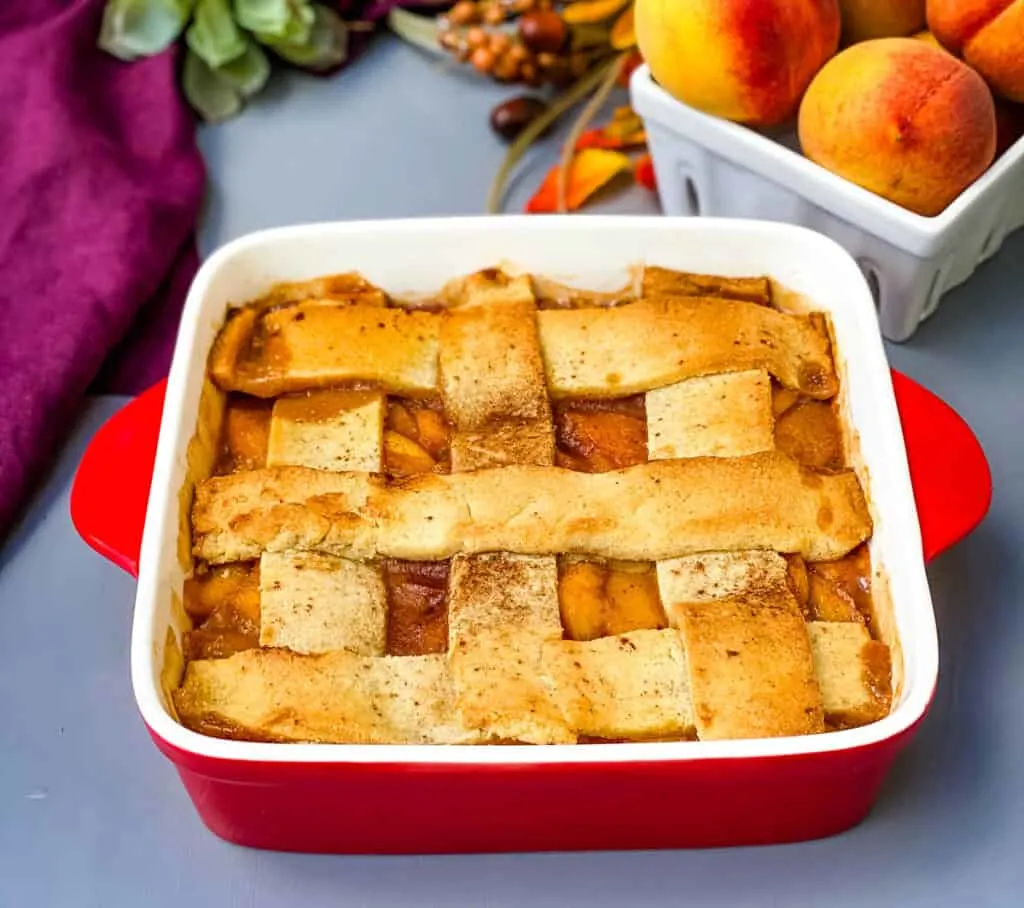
xmin=2 ymin=35 xmax=1023 ymax=908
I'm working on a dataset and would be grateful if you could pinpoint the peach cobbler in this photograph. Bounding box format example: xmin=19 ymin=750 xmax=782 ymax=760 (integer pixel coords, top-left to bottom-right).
xmin=171 ymin=265 xmax=892 ymax=745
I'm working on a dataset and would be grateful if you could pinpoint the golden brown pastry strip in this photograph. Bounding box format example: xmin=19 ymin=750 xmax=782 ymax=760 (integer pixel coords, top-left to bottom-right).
xmin=208 ymin=296 xmax=836 ymax=399
xmin=192 ymin=452 xmax=871 ymax=565
xmin=539 ymin=297 xmax=836 ymax=399
xmin=446 ymin=553 xmax=562 ymax=646
xmin=656 ymin=550 xmax=792 ymax=625
xmin=450 ymin=628 xmax=576 ymax=744
xmin=677 ymin=595 xmax=825 ymax=740
xmin=440 ymin=303 xmax=551 ymax=430
xmin=446 ymin=555 xmax=566 ymax=743
xmin=542 ymin=629 xmax=696 ymax=740
xmin=439 ymin=283 xmax=554 ymax=471
xmin=258 ymin=551 xmax=387 ymax=656
xmin=440 ymin=269 xmax=535 ymax=309
xmin=209 ymin=303 xmax=441 ymax=398
xmin=173 ymin=648 xmax=477 ymax=744
xmin=265 ymin=389 xmax=385 ymax=472
xmin=258 ymin=272 xmax=389 ymax=308
xmin=175 ymin=628 xmax=699 ymax=745
xmin=642 ymin=266 xmax=772 ymax=305
xmin=645 ymin=369 xmax=774 ymax=461
xmin=806 ymin=622 xmax=892 ymax=728
xmin=438 ymin=280 xmax=565 ymax=740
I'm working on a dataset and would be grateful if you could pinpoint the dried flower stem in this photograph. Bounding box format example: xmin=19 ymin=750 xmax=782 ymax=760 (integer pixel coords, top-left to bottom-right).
xmin=387 ymin=8 xmax=450 ymax=57
xmin=487 ymin=55 xmax=616 ymax=214
xmin=556 ymin=52 xmax=628 ymax=212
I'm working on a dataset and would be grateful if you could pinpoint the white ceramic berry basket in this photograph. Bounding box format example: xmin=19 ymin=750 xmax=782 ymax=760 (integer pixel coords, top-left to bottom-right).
xmin=630 ymin=63 xmax=1024 ymax=343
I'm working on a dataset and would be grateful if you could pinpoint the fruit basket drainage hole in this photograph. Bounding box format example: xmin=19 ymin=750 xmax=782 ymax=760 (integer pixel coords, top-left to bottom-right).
xmin=674 ymin=167 xmax=702 ymax=216
xmin=857 ymin=258 xmax=882 ymax=310
xmin=685 ymin=177 xmax=702 ymax=216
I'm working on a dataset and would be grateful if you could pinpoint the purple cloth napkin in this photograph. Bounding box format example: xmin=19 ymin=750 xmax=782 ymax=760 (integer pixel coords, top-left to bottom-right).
xmin=0 ymin=1 xmax=443 ymax=537
xmin=0 ymin=0 xmax=205 ymax=536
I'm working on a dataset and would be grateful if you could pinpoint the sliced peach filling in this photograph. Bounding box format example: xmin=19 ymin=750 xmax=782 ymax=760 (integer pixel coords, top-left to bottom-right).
xmin=183 ymin=562 xmax=261 ymax=660
xmin=217 ymin=391 xmax=650 ymax=477
xmin=384 ymin=559 xmax=450 ymax=656
xmin=554 ymin=395 xmax=648 ymax=472
xmin=772 ymin=382 xmax=845 ymax=471
xmin=384 ymin=398 xmax=451 ymax=477
xmin=558 ymin=559 xmax=667 ymax=641
xmin=215 ymin=396 xmax=272 ymax=474
xmin=806 ymin=544 xmax=874 ymax=627
xmin=216 ymin=392 xmax=454 ymax=479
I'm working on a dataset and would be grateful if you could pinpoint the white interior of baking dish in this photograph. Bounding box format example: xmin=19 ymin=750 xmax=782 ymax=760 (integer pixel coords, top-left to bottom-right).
xmin=131 ymin=216 xmax=938 ymax=764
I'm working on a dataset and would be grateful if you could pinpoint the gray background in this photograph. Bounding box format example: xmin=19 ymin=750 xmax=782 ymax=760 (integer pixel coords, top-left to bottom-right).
xmin=2 ymin=36 xmax=1023 ymax=907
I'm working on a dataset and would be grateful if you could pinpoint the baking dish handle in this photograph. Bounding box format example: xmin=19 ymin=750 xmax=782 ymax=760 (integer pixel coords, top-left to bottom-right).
xmin=69 ymin=371 xmax=991 ymax=576
xmin=70 ymin=379 xmax=167 ymax=578
xmin=889 ymin=370 xmax=992 ymax=561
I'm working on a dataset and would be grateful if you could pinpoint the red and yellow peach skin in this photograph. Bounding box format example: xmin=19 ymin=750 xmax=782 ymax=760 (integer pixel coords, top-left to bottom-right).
xmin=798 ymin=38 xmax=997 ymax=215
xmin=911 ymin=29 xmax=945 ymax=48
xmin=635 ymin=0 xmax=841 ymax=127
xmin=927 ymin=0 xmax=1024 ymax=101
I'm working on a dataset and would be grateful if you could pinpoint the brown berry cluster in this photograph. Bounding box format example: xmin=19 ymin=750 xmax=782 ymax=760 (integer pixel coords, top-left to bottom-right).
xmin=439 ymin=7 xmax=593 ymax=88
xmin=445 ymin=0 xmax=553 ymax=28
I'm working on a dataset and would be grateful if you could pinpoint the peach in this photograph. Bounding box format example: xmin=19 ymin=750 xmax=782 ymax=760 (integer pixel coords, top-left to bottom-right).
xmin=927 ymin=0 xmax=1024 ymax=101
xmin=798 ymin=38 xmax=997 ymax=215
xmin=635 ymin=0 xmax=841 ymax=127
xmin=912 ymin=29 xmax=945 ymax=48
xmin=840 ymin=1 xmax=926 ymax=43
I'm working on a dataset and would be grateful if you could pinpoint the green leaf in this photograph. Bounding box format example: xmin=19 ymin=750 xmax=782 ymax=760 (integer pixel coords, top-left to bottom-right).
xmin=187 ymin=0 xmax=247 ymax=68
xmin=237 ymin=0 xmax=313 ymax=42
xmin=181 ymin=36 xmax=270 ymax=122
xmin=99 ymin=0 xmax=194 ymax=61
xmin=262 ymin=5 xmax=347 ymax=72
xmin=387 ymin=8 xmax=446 ymax=58
xmin=182 ymin=48 xmax=243 ymax=122
xmin=218 ymin=39 xmax=271 ymax=98
xmin=251 ymin=1 xmax=315 ymax=49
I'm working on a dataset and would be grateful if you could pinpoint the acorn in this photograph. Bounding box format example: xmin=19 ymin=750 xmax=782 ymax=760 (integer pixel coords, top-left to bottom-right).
xmin=489 ymin=95 xmax=550 ymax=141
xmin=517 ymin=10 xmax=567 ymax=54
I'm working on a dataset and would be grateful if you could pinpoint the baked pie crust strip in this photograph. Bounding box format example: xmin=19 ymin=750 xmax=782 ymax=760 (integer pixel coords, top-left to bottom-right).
xmin=209 ymin=296 xmax=837 ymax=400
xmin=192 ymin=452 xmax=872 ymax=565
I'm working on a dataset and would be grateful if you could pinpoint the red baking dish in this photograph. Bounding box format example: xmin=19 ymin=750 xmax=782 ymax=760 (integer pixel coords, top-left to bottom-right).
xmin=71 ymin=217 xmax=991 ymax=854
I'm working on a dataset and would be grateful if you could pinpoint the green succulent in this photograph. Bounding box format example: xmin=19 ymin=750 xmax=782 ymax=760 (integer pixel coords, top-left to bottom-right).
xmin=99 ymin=0 xmax=348 ymax=122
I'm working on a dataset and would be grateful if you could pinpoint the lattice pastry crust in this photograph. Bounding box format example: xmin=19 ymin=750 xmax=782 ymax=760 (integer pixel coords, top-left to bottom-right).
xmin=174 ymin=266 xmax=892 ymax=745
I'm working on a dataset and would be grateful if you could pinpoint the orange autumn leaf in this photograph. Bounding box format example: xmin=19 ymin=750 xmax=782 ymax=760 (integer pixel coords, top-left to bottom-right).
xmin=635 ymin=153 xmax=657 ymax=192
xmin=610 ymin=7 xmax=636 ymax=49
xmin=604 ymin=105 xmax=645 ymax=140
xmin=562 ymin=0 xmax=631 ymax=25
xmin=575 ymin=106 xmax=646 ymax=150
xmin=525 ymin=148 xmax=632 ymax=213
xmin=575 ymin=126 xmax=646 ymax=150
xmin=574 ymin=128 xmax=610 ymax=151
